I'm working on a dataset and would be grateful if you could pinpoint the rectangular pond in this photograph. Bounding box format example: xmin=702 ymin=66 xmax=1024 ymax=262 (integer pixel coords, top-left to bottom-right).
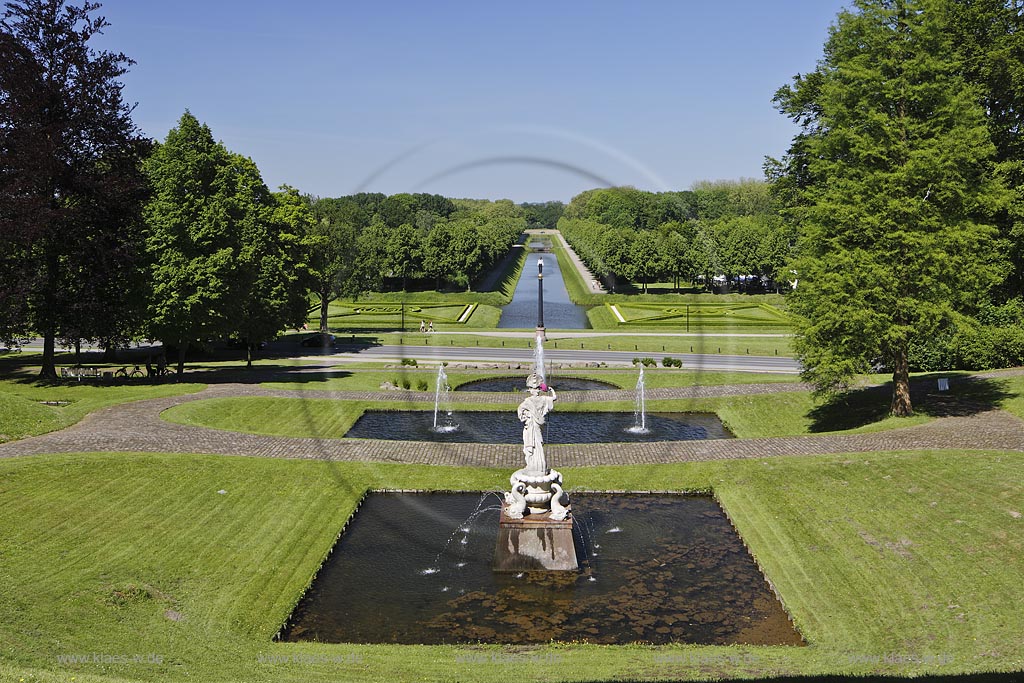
xmin=344 ymin=410 xmax=734 ymax=443
xmin=280 ymin=492 xmax=803 ymax=646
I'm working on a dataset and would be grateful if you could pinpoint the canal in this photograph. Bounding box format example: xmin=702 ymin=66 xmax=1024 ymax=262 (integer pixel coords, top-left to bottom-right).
xmin=497 ymin=245 xmax=590 ymax=329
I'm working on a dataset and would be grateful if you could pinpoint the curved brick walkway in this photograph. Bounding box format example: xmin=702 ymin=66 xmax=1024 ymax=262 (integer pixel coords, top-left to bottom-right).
xmin=1 ymin=381 xmax=1023 ymax=466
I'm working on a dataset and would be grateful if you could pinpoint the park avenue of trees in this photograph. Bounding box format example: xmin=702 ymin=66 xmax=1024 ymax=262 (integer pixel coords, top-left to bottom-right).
xmin=2 ymin=0 xmax=1023 ymax=416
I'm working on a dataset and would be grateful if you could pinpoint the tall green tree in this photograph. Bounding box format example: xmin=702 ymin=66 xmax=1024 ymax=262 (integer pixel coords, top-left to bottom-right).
xmin=944 ymin=0 xmax=1024 ymax=297
xmin=385 ymin=222 xmax=421 ymax=292
xmin=773 ymin=0 xmax=1006 ymax=415
xmin=231 ymin=180 xmax=313 ymax=367
xmin=144 ymin=112 xmax=241 ymax=375
xmin=0 ymin=0 xmax=149 ymax=377
xmin=307 ymin=197 xmax=359 ymax=332
xmin=627 ymin=230 xmax=663 ymax=292
xmin=146 ymin=115 xmax=309 ymax=373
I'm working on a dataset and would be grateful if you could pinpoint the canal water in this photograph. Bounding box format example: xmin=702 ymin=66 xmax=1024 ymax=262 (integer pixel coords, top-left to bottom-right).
xmin=498 ymin=249 xmax=590 ymax=329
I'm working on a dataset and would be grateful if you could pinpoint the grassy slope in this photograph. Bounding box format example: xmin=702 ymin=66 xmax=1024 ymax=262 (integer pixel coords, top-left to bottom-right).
xmin=0 ymin=379 xmax=205 ymax=442
xmin=160 ymin=390 xmax=930 ymax=440
xmin=1 ymin=451 xmax=1023 ymax=682
xmin=368 ymin=333 xmax=794 ymax=357
xmin=261 ymin=369 xmax=802 ymax=393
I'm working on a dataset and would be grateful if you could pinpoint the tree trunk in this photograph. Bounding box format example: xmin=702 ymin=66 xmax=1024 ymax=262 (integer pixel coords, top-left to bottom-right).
xmin=890 ymin=345 xmax=913 ymax=417
xmin=40 ymin=332 xmax=57 ymax=379
xmin=103 ymin=344 xmax=117 ymax=362
xmin=246 ymin=342 xmax=253 ymax=369
xmin=176 ymin=340 xmax=188 ymax=380
xmin=319 ymin=294 xmax=329 ymax=333
xmin=74 ymin=339 xmax=81 ymax=365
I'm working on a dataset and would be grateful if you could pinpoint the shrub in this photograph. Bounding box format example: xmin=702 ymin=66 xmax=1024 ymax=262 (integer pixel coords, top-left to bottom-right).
xmin=401 ymin=378 xmax=412 ymax=390
xmin=641 ymin=357 xmax=657 ymax=367
xmin=416 ymin=379 xmax=428 ymax=391
xmin=662 ymin=356 xmax=682 ymax=368
xmin=400 ymin=358 xmax=418 ymax=366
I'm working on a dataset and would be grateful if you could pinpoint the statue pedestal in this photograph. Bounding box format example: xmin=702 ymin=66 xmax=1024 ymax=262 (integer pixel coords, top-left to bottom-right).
xmin=492 ymin=508 xmax=579 ymax=572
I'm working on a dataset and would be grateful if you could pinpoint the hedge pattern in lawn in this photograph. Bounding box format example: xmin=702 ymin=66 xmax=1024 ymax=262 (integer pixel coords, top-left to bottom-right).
xmin=322 ymin=303 xmax=477 ymax=325
xmin=607 ymin=302 xmax=792 ymax=328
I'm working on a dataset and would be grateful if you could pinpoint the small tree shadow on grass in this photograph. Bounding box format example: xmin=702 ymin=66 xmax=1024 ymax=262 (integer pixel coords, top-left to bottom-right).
xmin=807 ymin=374 xmax=1013 ymax=433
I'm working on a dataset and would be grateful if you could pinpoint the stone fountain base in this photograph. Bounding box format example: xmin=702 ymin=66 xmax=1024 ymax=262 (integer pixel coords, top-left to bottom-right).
xmin=492 ymin=508 xmax=579 ymax=572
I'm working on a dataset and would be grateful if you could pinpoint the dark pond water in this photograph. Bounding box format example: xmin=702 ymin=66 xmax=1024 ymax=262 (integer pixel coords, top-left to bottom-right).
xmin=280 ymin=492 xmax=803 ymax=645
xmin=344 ymin=411 xmax=734 ymax=443
xmin=498 ymin=250 xmax=590 ymax=329
xmin=455 ymin=376 xmax=619 ymax=392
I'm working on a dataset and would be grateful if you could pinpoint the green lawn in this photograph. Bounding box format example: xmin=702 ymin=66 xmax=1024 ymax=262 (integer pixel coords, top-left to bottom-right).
xmin=2 ymin=450 xmax=1023 ymax=682
xmin=260 ymin=368 xmax=802 ymax=393
xmin=368 ymin=333 xmax=794 ymax=358
xmin=159 ymin=388 xmax=933 ymax=440
xmin=0 ymin=378 xmax=205 ymax=443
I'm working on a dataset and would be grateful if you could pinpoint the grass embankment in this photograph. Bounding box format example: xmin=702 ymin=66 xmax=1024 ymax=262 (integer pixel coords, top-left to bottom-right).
xmin=159 ymin=390 xmax=932 ymax=441
xmin=1 ymin=450 xmax=1022 ymax=682
xmin=166 ymin=371 xmax=1016 ymax=440
xmin=369 ymin=333 xmax=794 ymax=357
xmin=261 ymin=368 xmax=802 ymax=393
xmin=0 ymin=368 xmax=204 ymax=442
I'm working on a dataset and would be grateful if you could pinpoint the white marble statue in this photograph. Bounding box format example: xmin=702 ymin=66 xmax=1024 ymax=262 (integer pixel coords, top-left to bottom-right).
xmin=504 ymin=482 xmax=528 ymax=519
xmin=517 ymin=373 xmax=557 ymax=473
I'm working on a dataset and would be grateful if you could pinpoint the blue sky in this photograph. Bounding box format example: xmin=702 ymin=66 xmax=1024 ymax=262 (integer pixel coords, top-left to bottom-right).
xmin=93 ymin=1 xmax=850 ymax=202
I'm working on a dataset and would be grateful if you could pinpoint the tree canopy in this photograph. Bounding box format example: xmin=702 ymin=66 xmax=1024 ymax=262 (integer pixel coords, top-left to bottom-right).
xmin=772 ymin=0 xmax=1007 ymax=416
xmin=0 ymin=0 xmax=149 ymax=377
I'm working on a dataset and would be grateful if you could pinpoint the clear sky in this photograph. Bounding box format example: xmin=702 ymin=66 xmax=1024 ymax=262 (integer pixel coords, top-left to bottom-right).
xmin=92 ymin=0 xmax=850 ymax=203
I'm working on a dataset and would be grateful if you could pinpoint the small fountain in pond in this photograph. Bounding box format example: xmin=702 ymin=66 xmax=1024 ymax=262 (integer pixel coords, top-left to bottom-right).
xmin=626 ymin=363 xmax=648 ymax=434
xmin=432 ymin=364 xmax=457 ymax=433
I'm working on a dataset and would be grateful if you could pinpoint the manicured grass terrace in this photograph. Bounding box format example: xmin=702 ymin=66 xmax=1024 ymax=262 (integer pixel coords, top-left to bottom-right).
xmin=1 ymin=450 xmax=1022 ymax=682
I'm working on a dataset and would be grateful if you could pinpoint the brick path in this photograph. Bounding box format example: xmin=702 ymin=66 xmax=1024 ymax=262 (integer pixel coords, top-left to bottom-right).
xmin=2 ymin=381 xmax=1022 ymax=466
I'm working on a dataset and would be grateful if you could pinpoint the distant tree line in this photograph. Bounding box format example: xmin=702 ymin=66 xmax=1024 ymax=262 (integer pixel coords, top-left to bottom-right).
xmin=304 ymin=193 xmax=526 ymax=330
xmin=559 ymin=182 xmax=795 ymax=292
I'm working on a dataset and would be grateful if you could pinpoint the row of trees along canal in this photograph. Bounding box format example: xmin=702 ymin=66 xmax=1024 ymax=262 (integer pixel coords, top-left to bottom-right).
xmin=557 ymin=182 xmax=795 ymax=294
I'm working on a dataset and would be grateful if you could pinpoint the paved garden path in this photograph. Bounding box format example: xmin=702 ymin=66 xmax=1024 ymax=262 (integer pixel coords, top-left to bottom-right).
xmin=552 ymin=230 xmax=606 ymax=294
xmin=2 ymin=380 xmax=1022 ymax=466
